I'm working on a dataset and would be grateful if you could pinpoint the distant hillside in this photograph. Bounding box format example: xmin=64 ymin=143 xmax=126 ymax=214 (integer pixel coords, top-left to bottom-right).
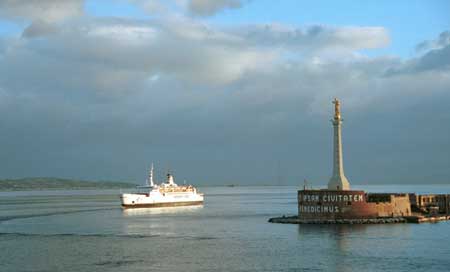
xmin=0 ymin=177 xmax=137 ymax=191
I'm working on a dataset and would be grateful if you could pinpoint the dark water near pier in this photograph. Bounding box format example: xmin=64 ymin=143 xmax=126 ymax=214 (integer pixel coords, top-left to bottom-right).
xmin=1 ymin=185 xmax=450 ymax=272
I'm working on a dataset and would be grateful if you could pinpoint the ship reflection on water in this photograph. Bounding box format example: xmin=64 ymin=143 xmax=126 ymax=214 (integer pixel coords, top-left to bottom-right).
xmin=120 ymin=205 xmax=205 ymax=237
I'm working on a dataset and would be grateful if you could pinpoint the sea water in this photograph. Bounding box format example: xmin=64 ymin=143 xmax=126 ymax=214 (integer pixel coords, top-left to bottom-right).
xmin=1 ymin=185 xmax=449 ymax=272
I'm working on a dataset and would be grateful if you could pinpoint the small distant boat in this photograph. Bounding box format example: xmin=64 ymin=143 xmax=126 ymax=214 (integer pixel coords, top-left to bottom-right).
xmin=120 ymin=164 xmax=204 ymax=208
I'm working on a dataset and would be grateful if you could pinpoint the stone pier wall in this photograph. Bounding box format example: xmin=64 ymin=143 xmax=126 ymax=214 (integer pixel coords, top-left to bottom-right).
xmin=298 ymin=190 xmax=411 ymax=220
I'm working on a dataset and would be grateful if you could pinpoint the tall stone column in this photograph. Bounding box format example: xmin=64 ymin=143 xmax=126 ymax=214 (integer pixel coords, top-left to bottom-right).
xmin=328 ymin=98 xmax=350 ymax=190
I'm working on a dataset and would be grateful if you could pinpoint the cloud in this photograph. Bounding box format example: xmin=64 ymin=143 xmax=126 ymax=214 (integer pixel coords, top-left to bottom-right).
xmin=125 ymin=0 xmax=248 ymax=17
xmin=411 ymin=31 xmax=450 ymax=72
xmin=0 ymin=0 xmax=85 ymax=37
xmin=0 ymin=0 xmax=84 ymax=22
xmin=2 ymin=17 xmax=279 ymax=93
xmin=188 ymin=0 xmax=245 ymax=16
xmin=413 ymin=44 xmax=450 ymax=72
xmin=1 ymin=18 xmax=393 ymax=93
xmin=0 ymin=13 xmax=449 ymax=183
xmin=416 ymin=30 xmax=450 ymax=52
xmin=126 ymin=0 xmax=177 ymax=16
xmin=387 ymin=31 xmax=450 ymax=74
xmin=22 ymin=21 xmax=60 ymax=38
xmin=232 ymin=24 xmax=390 ymax=56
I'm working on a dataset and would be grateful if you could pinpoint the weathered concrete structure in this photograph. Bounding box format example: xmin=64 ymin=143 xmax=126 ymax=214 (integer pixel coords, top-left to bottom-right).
xmin=409 ymin=193 xmax=450 ymax=214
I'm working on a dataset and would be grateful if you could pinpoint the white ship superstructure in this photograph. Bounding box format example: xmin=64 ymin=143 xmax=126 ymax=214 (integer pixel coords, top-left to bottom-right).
xmin=120 ymin=164 xmax=204 ymax=208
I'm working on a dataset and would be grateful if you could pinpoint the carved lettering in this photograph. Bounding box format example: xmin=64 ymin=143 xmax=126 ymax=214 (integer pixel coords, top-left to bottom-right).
xmin=299 ymin=205 xmax=340 ymax=213
xmin=300 ymin=193 xmax=364 ymax=203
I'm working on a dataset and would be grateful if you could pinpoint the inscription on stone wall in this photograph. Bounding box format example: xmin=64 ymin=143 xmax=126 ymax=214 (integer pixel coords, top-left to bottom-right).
xmin=299 ymin=205 xmax=340 ymax=213
xmin=299 ymin=194 xmax=364 ymax=202
xmin=299 ymin=193 xmax=364 ymax=214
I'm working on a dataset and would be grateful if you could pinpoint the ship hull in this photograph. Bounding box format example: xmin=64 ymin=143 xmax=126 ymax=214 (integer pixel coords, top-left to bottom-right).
xmin=121 ymin=200 xmax=203 ymax=208
xmin=120 ymin=192 xmax=204 ymax=209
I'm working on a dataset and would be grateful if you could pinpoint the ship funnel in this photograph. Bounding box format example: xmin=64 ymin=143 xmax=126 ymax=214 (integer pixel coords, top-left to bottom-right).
xmin=167 ymin=172 xmax=175 ymax=185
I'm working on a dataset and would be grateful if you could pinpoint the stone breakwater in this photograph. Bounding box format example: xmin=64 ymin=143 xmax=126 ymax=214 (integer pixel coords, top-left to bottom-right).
xmin=268 ymin=215 xmax=450 ymax=224
xmin=268 ymin=216 xmax=407 ymax=224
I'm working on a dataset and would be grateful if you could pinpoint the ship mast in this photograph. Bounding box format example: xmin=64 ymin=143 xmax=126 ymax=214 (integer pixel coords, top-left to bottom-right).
xmin=148 ymin=163 xmax=154 ymax=187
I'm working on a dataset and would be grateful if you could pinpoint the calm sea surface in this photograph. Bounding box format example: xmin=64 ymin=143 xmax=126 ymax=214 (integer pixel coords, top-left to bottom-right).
xmin=1 ymin=185 xmax=450 ymax=272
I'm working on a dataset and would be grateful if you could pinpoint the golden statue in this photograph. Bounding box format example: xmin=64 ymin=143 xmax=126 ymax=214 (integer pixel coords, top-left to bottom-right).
xmin=332 ymin=98 xmax=341 ymax=119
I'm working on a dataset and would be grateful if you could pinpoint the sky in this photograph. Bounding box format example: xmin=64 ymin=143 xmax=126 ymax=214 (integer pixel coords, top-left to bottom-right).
xmin=0 ymin=0 xmax=449 ymax=186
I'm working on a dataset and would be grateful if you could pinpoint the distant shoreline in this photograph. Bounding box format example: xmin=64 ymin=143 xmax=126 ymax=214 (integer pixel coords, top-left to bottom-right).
xmin=1 ymin=178 xmax=449 ymax=192
xmin=0 ymin=177 xmax=137 ymax=192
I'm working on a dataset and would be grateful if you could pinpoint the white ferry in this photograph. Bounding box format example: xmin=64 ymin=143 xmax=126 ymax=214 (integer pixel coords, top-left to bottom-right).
xmin=120 ymin=164 xmax=204 ymax=208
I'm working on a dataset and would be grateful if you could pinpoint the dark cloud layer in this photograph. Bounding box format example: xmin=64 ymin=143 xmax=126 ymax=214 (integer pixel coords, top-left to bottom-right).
xmin=416 ymin=31 xmax=450 ymax=52
xmin=0 ymin=6 xmax=449 ymax=185
xmin=188 ymin=0 xmax=245 ymax=16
